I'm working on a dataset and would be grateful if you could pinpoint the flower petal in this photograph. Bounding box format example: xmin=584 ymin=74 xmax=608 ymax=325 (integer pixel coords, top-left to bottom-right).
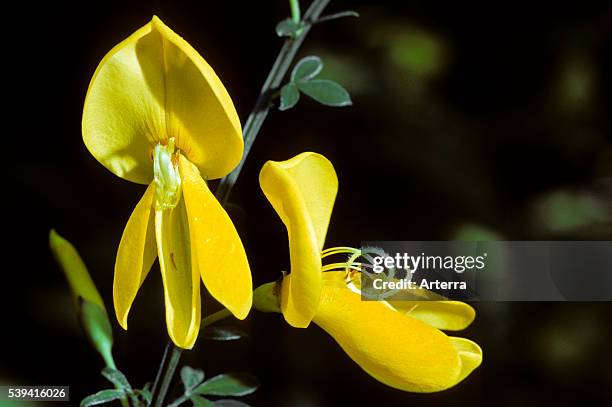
xmin=314 ymin=279 xmax=478 ymax=393
xmin=259 ymin=152 xmax=338 ymax=328
xmin=179 ymin=155 xmax=252 ymax=320
xmin=83 ymin=16 xmax=243 ymax=184
xmin=155 ymin=194 xmax=201 ymax=349
xmin=83 ymin=21 xmax=166 ymax=184
xmin=450 ymin=337 xmax=483 ymax=383
xmin=114 ymin=184 xmax=157 ymax=329
xmin=388 ymin=299 xmax=476 ymax=331
xmin=336 ymin=271 xmax=475 ymax=331
xmin=151 ymin=17 xmax=243 ymax=180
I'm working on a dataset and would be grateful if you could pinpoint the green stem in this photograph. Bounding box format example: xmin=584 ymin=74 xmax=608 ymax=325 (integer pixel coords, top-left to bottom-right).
xmin=167 ymin=394 xmax=190 ymax=407
xmin=289 ymin=0 xmax=301 ymax=23
xmin=312 ymin=10 xmax=359 ymax=24
xmin=150 ymin=342 xmax=183 ymax=407
xmin=101 ymin=348 xmax=117 ymax=370
xmin=149 ymin=342 xmax=168 ymax=402
xmin=215 ymin=0 xmax=332 ymax=205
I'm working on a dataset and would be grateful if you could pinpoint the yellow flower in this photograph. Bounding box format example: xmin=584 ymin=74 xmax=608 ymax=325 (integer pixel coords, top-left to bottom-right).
xmin=82 ymin=16 xmax=252 ymax=349
xmin=258 ymin=152 xmax=338 ymax=327
xmin=255 ymin=152 xmax=482 ymax=392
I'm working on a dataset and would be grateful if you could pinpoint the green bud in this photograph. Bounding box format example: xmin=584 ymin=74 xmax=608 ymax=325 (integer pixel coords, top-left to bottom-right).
xmin=49 ymin=230 xmax=115 ymax=368
xmin=252 ymin=282 xmax=281 ymax=313
xmin=49 ymin=229 xmax=105 ymax=309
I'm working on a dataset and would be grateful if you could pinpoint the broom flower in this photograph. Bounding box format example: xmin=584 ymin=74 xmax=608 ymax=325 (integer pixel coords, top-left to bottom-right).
xmin=82 ymin=16 xmax=252 ymax=349
xmin=254 ymin=152 xmax=482 ymax=392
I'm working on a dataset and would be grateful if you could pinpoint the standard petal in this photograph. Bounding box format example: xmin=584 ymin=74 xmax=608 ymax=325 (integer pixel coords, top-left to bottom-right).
xmin=114 ymin=184 xmax=157 ymax=329
xmin=388 ymin=299 xmax=476 ymax=331
xmin=151 ymin=17 xmax=243 ymax=180
xmin=83 ymin=20 xmax=166 ymax=184
xmin=259 ymin=152 xmax=338 ymax=328
xmin=314 ymin=281 xmax=475 ymax=393
xmin=155 ymin=194 xmax=201 ymax=349
xmin=179 ymin=156 xmax=252 ymax=320
xmin=260 ymin=152 xmax=338 ymax=248
xmin=83 ymin=16 xmax=243 ymax=184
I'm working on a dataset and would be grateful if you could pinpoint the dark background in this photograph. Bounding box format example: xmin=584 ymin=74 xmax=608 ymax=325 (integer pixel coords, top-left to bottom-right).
xmin=4 ymin=0 xmax=612 ymax=406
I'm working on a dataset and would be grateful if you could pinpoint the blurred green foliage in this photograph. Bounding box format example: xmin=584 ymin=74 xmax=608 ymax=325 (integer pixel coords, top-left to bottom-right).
xmin=531 ymin=189 xmax=610 ymax=233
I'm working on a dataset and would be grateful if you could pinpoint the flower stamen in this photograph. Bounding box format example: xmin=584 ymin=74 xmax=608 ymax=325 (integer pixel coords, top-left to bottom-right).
xmin=153 ymin=138 xmax=182 ymax=210
xmin=321 ymin=246 xmax=361 ymax=258
xmin=321 ymin=246 xmax=363 ymax=275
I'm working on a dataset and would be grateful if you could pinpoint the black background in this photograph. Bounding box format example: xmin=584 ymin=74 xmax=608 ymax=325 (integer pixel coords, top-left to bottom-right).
xmin=4 ymin=1 xmax=612 ymax=406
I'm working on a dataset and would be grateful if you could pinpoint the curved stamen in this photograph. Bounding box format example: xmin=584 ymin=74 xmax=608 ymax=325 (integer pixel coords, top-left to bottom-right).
xmin=321 ymin=247 xmax=362 ymax=274
xmin=321 ymin=246 xmax=361 ymax=257
xmin=321 ymin=246 xmax=362 ymax=271
xmin=322 ymin=262 xmax=363 ymax=273
xmin=321 ymin=247 xmax=397 ymax=298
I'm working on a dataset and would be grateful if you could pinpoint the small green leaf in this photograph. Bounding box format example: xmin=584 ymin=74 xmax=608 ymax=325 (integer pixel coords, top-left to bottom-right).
xmin=80 ymin=389 xmax=125 ymax=407
xmin=80 ymin=299 xmax=114 ymax=368
xmin=291 ymin=56 xmax=323 ymax=82
xmin=194 ymin=373 xmax=259 ymax=397
xmin=297 ymin=80 xmax=352 ymax=107
xmin=279 ymin=83 xmax=300 ymax=111
xmin=142 ymin=382 xmax=152 ymax=400
xmin=190 ymin=395 xmax=215 ymax=407
xmin=201 ymin=325 xmax=247 ymax=341
xmin=275 ymin=18 xmax=304 ymax=38
xmin=181 ymin=366 xmax=205 ymax=391
xmin=214 ymin=400 xmax=251 ymax=407
xmin=101 ymin=367 xmax=131 ymax=391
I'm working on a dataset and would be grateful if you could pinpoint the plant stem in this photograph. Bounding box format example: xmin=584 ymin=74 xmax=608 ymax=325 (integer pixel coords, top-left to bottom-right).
xmin=149 ymin=342 xmax=168 ymax=403
xmin=215 ymin=0 xmax=332 ymax=205
xmin=289 ymin=0 xmax=301 ymax=23
xmin=167 ymin=393 xmax=190 ymax=407
xmin=313 ymin=10 xmax=359 ymax=24
xmin=150 ymin=342 xmax=183 ymax=407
